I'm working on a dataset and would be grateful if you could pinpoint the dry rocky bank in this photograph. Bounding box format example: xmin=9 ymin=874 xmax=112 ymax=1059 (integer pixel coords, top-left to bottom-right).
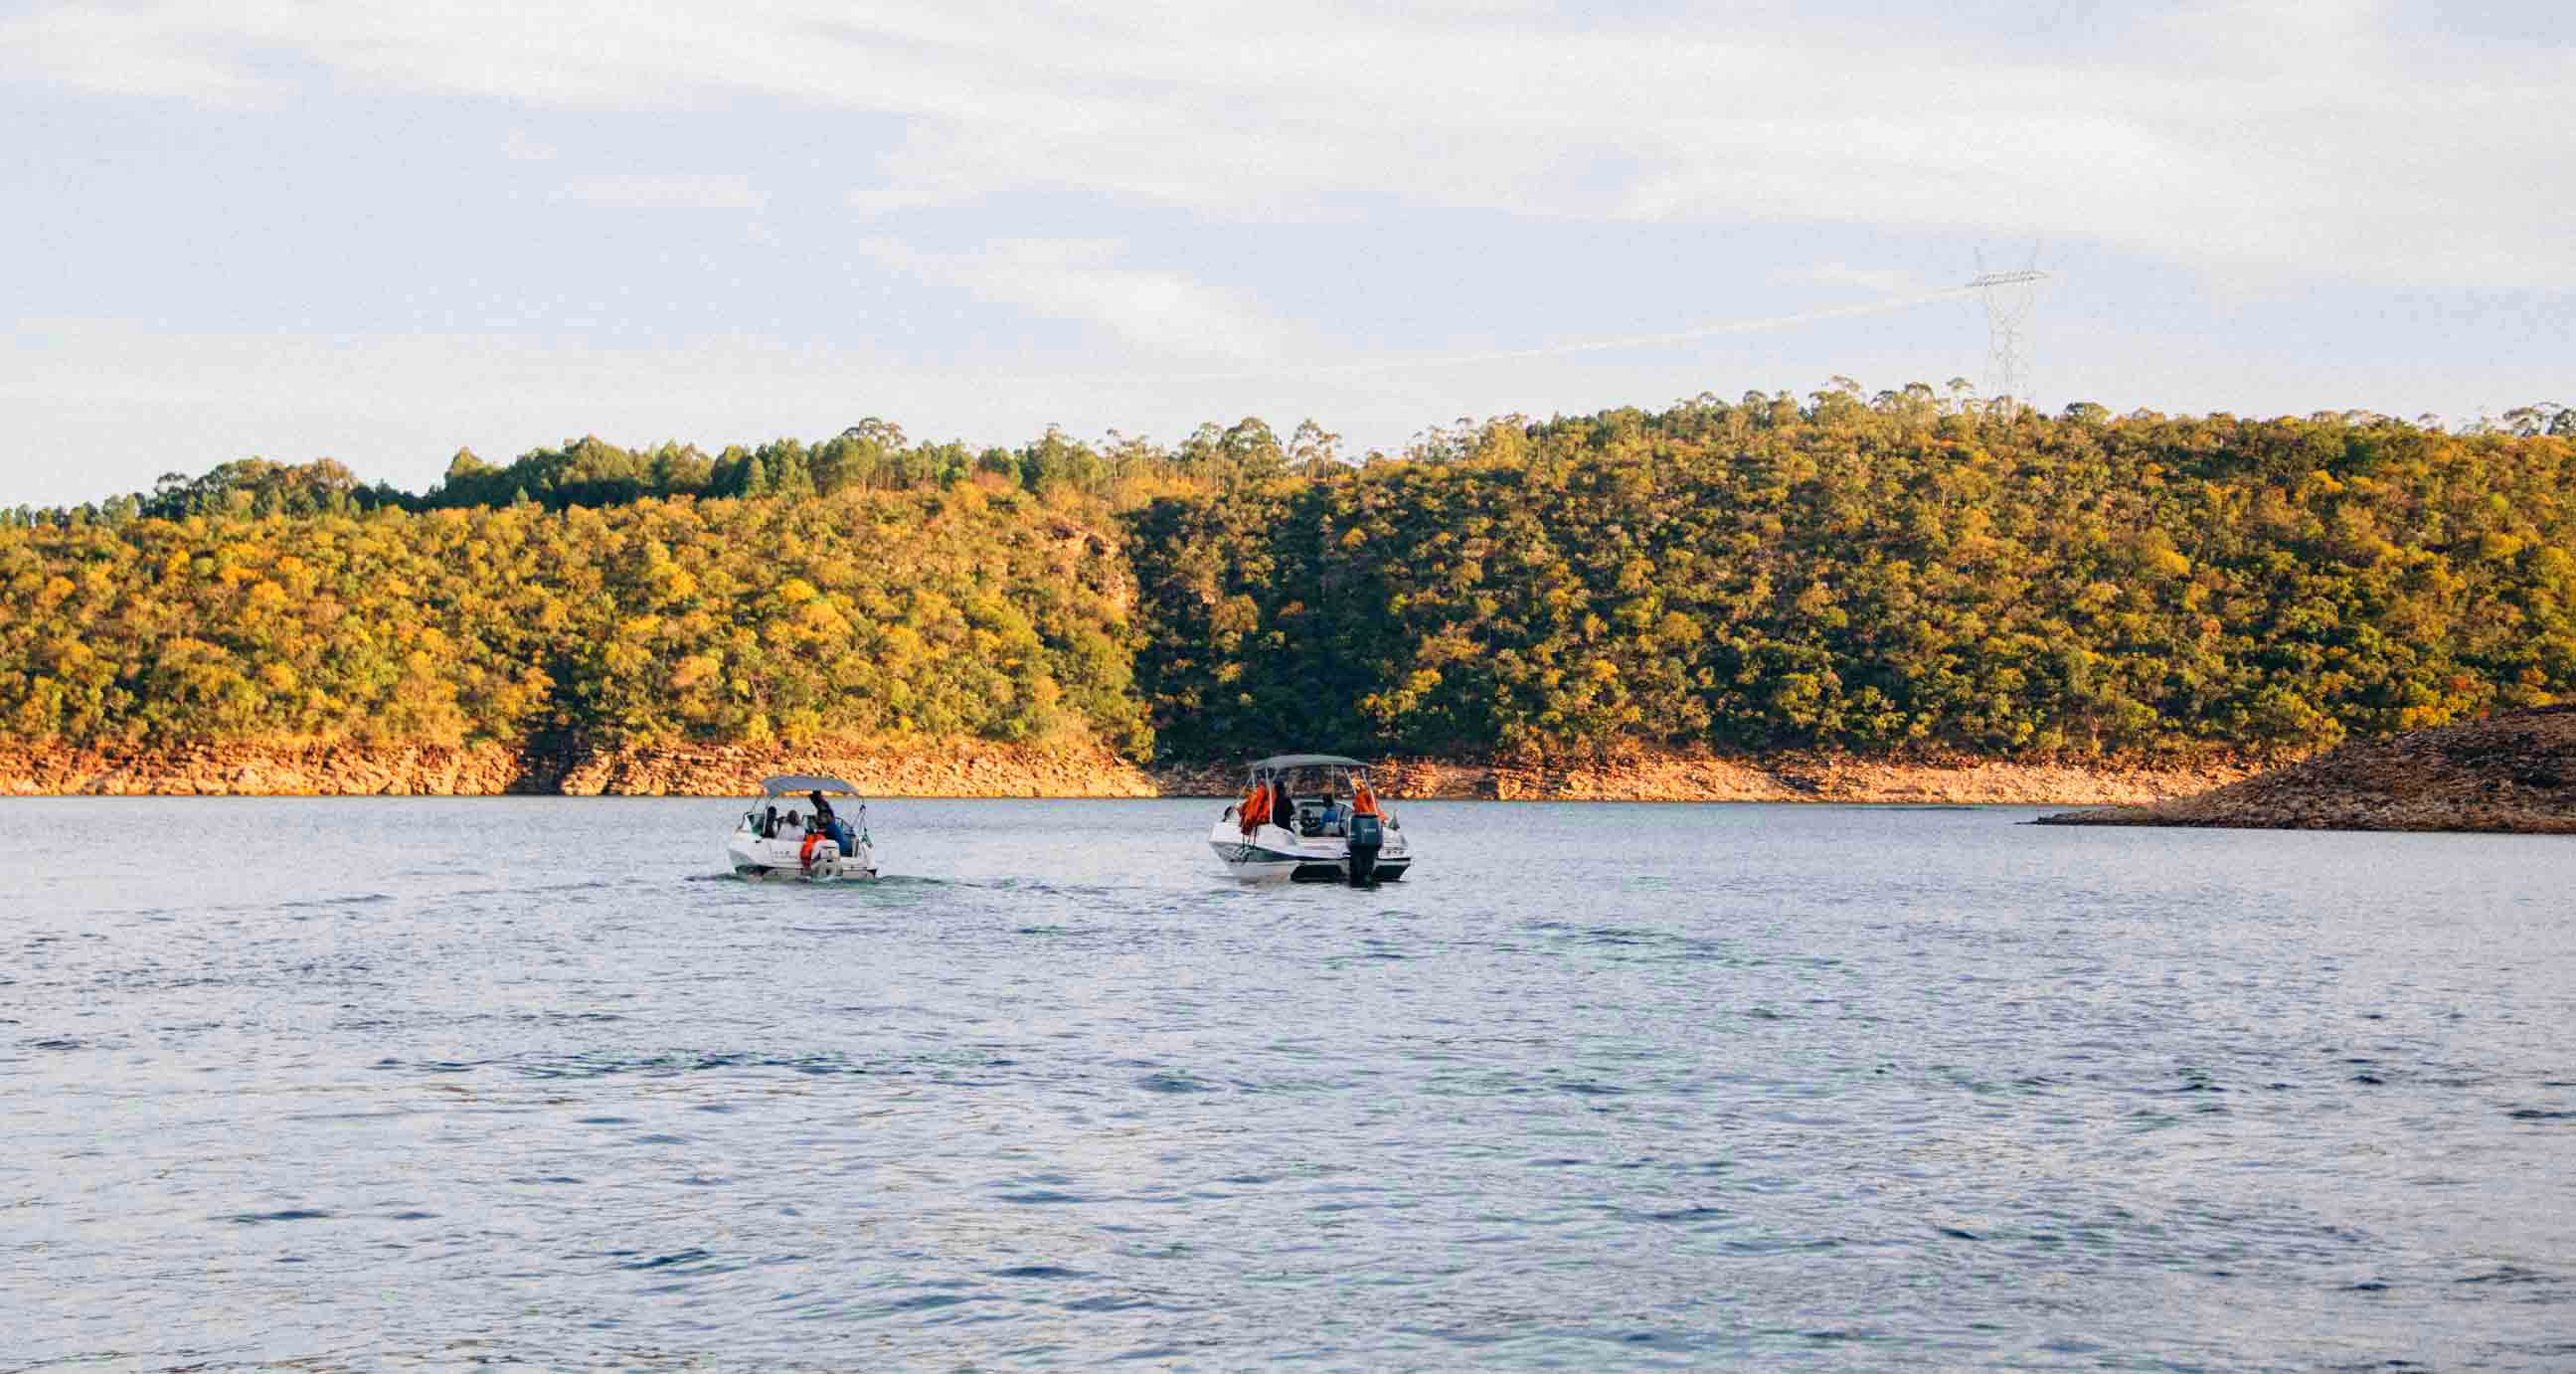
xmin=2034 ymin=706 xmax=2576 ymax=834
xmin=0 ymin=737 xmax=2246 ymax=804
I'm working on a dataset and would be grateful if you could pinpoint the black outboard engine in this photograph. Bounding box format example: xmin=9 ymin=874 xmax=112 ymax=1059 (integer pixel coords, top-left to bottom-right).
xmin=1346 ymin=812 xmax=1383 ymax=888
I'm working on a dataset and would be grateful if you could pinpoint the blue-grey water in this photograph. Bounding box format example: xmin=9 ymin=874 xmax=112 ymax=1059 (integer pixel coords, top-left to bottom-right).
xmin=5 ymin=798 xmax=2574 ymax=1371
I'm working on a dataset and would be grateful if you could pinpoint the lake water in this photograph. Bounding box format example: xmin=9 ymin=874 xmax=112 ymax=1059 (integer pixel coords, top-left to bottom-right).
xmin=5 ymin=798 xmax=2574 ymax=1370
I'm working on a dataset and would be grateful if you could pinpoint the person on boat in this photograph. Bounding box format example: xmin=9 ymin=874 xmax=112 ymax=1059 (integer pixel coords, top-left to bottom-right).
xmin=1317 ymin=793 xmax=1346 ymax=834
xmin=763 ymin=804 xmax=779 ymax=839
xmin=810 ymin=789 xmax=858 ymax=856
xmin=800 ymin=824 xmax=834 ymax=870
xmin=1351 ymin=778 xmax=1381 ymax=816
xmin=1237 ymin=779 xmax=1272 ymax=836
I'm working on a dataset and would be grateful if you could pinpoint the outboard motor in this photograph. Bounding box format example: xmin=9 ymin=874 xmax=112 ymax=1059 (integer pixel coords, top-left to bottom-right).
xmin=1346 ymin=812 xmax=1384 ymax=888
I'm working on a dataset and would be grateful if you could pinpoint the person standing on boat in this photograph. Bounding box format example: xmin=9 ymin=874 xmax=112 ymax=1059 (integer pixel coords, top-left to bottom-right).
xmin=810 ymin=788 xmax=856 ymax=856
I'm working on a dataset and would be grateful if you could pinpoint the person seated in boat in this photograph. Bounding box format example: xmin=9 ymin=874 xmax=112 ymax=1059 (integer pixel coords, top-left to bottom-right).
xmin=1317 ymin=794 xmax=1346 ymax=835
xmin=763 ymin=804 xmax=779 ymax=838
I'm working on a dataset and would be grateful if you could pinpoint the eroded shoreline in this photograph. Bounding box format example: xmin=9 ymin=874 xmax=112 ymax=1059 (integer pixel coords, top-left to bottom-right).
xmin=0 ymin=739 xmax=2250 ymax=805
xmin=2034 ymin=706 xmax=2576 ymax=835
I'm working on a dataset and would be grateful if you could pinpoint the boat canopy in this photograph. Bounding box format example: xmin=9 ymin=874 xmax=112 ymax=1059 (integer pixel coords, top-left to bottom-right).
xmin=759 ymin=774 xmax=864 ymax=797
xmin=1248 ymin=754 xmax=1366 ymax=774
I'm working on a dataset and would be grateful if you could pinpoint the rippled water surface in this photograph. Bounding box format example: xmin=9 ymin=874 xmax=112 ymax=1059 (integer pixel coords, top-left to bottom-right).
xmin=6 ymin=798 xmax=2575 ymax=1370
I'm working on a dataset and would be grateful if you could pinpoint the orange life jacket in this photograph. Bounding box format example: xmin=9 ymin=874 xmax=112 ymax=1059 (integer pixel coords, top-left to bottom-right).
xmin=1351 ymin=780 xmax=1381 ymax=816
xmin=800 ymin=830 xmax=829 ymax=867
xmin=1239 ymin=784 xmax=1271 ymax=834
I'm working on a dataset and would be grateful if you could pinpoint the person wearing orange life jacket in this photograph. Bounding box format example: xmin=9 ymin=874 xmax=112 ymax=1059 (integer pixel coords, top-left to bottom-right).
xmin=1237 ymin=781 xmax=1272 ymax=836
xmin=1351 ymin=778 xmax=1382 ymax=817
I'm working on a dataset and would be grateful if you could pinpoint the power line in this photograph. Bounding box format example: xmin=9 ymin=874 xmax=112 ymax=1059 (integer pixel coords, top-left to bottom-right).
xmin=1159 ymin=284 xmax=1986 ymax=382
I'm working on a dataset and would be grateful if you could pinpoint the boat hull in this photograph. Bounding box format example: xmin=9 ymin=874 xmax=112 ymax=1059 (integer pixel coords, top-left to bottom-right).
xmin=725 ymin=833 xmax=876 ymax=881
xmin=1207 ymin=821 xmax=1412 ymax=884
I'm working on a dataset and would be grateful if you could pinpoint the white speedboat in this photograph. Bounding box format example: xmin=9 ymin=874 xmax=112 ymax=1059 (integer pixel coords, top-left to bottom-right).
xmin=727 ymin=774 xmax=876 ymax=881
xmin=1208 ymin=754 xmax=1413 ymax=885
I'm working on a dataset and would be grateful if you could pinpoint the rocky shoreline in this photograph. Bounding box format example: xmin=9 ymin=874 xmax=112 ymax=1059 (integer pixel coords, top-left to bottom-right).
xmin=2034 ymin=706 xmax=2576 ymax=834
xmin=1145 ymin=752 xmax=2249 ymax=805
xmin=0 ymin=737 xmax=2249 ymax=804
xmin=0 ymin=738 xmax=1165 ymax=799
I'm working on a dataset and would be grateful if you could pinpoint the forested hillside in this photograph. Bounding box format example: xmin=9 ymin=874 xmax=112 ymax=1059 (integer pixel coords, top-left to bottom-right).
xmin=5 ymin=390 xmax=2571 ymax=766
xmin=1131 ymin=397 xmax=2575 ymax=760
xmin=1 ymin=487 xmax=1148 ymax=756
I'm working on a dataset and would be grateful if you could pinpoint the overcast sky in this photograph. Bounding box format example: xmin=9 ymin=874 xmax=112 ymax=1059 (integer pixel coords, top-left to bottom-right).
xmin=3 ymin=0 xmax=2569 ymax=505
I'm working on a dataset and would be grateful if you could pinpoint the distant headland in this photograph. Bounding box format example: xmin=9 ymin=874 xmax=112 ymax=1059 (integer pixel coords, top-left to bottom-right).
xmin=2034 ymin=707 xmax=2576 ymax=834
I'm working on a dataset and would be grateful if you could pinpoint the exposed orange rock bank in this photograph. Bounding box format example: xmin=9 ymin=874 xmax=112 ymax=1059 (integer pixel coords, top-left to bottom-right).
xmin=2035 ymin=706 xmax=2576 ymax=834
xmin=1149 ymin=752 xmax=2247 ymax=804
xmin=0 ymin=738 xmax=1161 ymax=798
xmin=0 ymin=738 xmax=2244 ymax=804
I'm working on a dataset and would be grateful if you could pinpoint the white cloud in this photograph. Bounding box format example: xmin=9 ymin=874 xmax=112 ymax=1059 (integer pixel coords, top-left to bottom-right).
xmin=556 ymin=173 xmax=763 ymax=211
xmin=0 ymin=6 xmax=265 ymax=103
xmin=1778 ymin=263 xmax=1921 ymax=298
xmin=3 ymin=1 xmax=2569 ymax=285
xmin=853 ymin=237 xmax=1292 ymax=362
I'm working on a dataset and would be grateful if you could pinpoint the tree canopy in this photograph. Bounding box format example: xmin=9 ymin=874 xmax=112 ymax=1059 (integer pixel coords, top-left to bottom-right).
xmin=5 ymin=390 xmax=2570 ymax=764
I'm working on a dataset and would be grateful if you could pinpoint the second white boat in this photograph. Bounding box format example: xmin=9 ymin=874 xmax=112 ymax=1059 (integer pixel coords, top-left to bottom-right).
xmin=726 ymin=774 xmax=877 ymax=880
xmin=1208 ymin=754 xmax=1413 ymax=885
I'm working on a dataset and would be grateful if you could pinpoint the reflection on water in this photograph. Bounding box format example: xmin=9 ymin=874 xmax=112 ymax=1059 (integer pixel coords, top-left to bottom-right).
xmin=5 ymin=797 xmax=2575 ymax=1369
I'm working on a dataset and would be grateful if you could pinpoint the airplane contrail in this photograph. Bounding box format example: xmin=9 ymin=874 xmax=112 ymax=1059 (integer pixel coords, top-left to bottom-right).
xmin=1159 ymin=284 xmax=1982 ymax=383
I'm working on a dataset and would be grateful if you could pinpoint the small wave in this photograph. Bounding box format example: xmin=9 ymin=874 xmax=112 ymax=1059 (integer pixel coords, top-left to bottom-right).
xmin=1065 ymin=1295 xmax=1160 ymax=1313
xmin=886 ymin=1291 xmax=987 ymax=1311
xmin=972 ymin=878 xmax=1123 ymax=899
xmin=619 ymin=1250 xmax=703 ymax=1271
xmin=2458 ymin=1266 xmax=2560 ymax=1286
xmin=275 ymin=893 xmax=396 ymax=910
xmin=226 ymin=1208 xmax=333 ymax=1225
xmin=1135 ymin=1071 xmax=1218 ymax=1094
xmin=509 ymin=1050 xmax=864 ymax=1080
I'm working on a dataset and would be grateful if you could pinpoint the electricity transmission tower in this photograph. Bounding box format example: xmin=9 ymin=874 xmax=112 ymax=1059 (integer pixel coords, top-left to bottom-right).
xmin=1968 ymin=253 xmax=2048 ymax=417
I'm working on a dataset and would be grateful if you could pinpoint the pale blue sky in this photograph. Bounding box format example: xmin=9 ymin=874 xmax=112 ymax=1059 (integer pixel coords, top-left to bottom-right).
xmin=3 ymin=0 xmax=2568 ymax=505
